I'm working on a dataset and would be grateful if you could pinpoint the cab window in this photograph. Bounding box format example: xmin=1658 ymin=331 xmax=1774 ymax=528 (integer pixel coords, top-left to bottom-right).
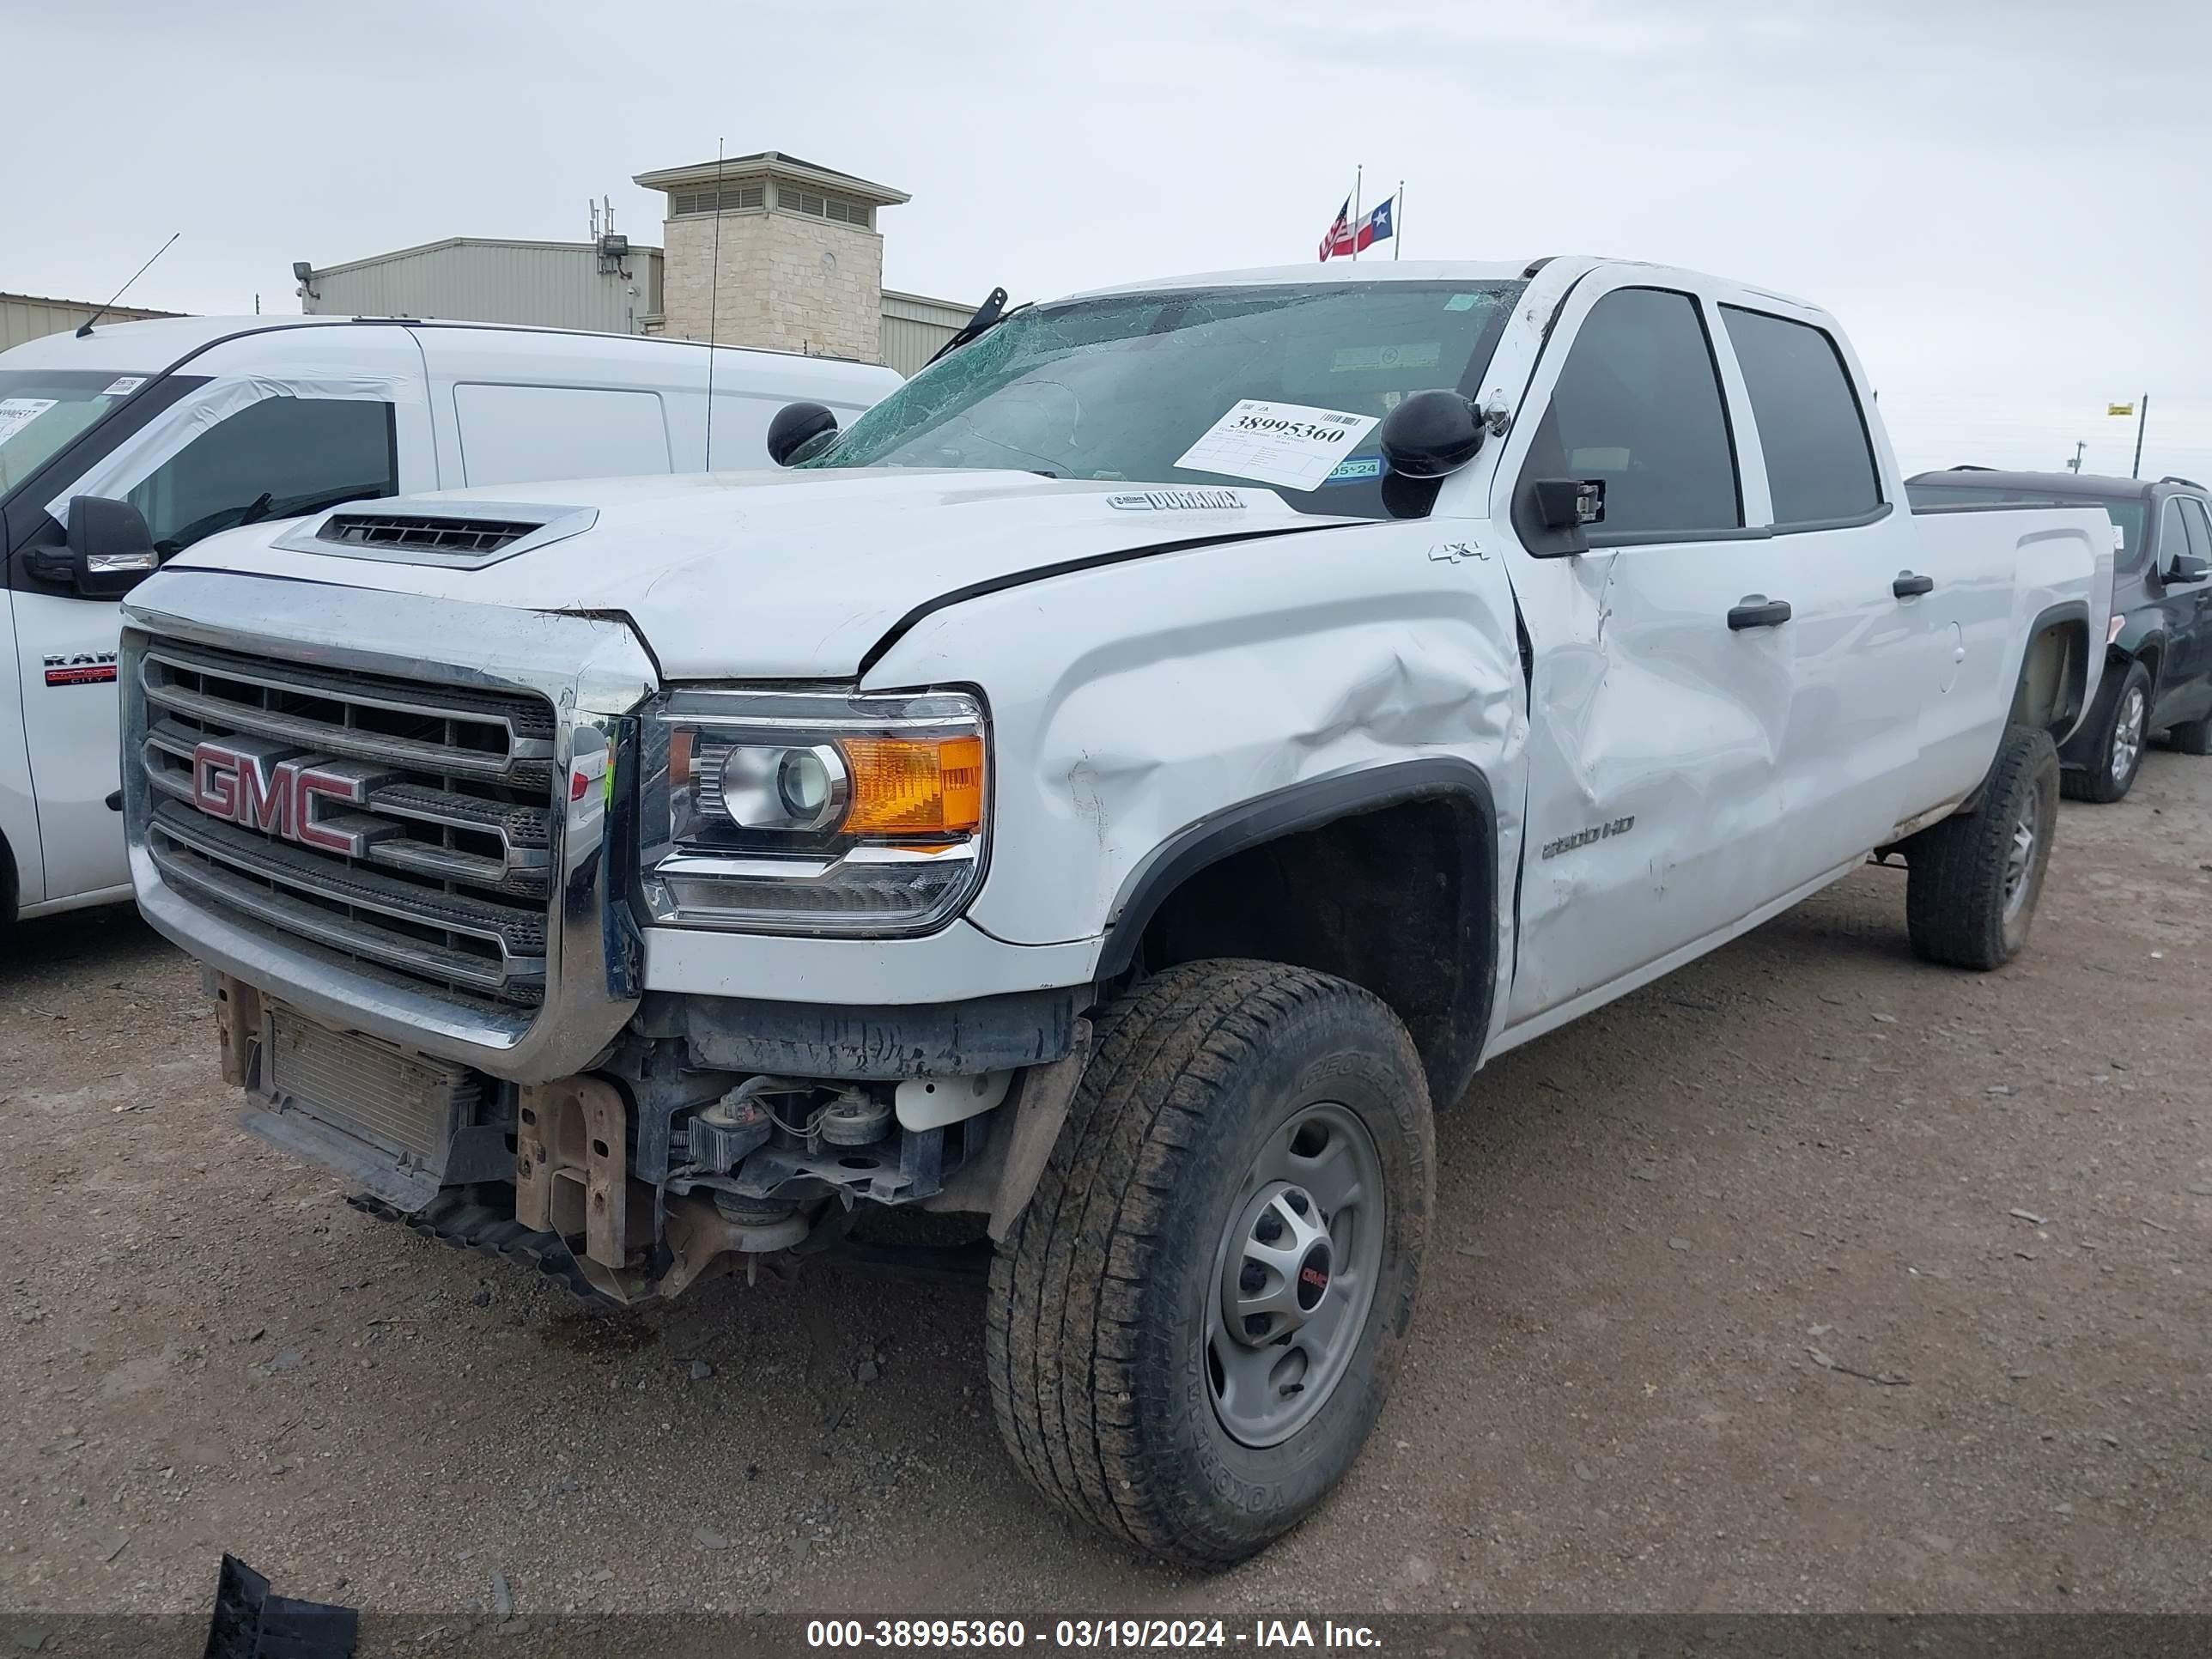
xmin=127 ymin=396 xmax=397 ymax=555
xmin=2156 ymin=500 xmax=2189 ymax=581
xmin=1719 ymin=305 xmax=1882 ymax=526
xmin=1517 ymin=288 xmax=1741 ymax=541
xmin=2179 ymin=497 xmax=2212 ymax=574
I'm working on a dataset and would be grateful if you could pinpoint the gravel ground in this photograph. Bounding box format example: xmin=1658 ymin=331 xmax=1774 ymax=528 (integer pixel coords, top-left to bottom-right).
xmin=2 ymin=750 xmax=2207 ymax=1620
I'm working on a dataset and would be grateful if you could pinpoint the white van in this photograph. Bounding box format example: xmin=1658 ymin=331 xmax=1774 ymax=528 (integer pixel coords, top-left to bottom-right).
xmin=0 ymin=315 xmax=900 ymax=926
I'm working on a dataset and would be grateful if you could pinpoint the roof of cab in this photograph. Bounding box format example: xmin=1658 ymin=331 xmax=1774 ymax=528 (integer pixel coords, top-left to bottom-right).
xmin=1060 ymin=256 xmax=1828 ymax=318
xmin=1066 ymin=259 xmax=1541 ymax=301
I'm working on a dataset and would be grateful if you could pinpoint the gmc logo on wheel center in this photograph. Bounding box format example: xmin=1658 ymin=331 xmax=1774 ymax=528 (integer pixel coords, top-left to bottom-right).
xmin=189 ymin=740 xmax=393 ymax=858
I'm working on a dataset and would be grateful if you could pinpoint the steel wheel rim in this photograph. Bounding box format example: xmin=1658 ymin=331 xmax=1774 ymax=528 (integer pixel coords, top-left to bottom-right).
xmin=2002 ymin=800 xmax=2039 ymax=922
xmin=1206 ymin=1100 xmax=1385 ymax=1449
xmin=2111 ymin=686 xmax=2145 ymax=783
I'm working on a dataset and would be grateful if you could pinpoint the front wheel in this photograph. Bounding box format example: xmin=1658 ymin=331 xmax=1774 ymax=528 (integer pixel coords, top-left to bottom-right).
xmin=1905 ymin=724 xmax=2060 ymax=969
xmin=987 ymin=960 xmax=1433 ymax=1566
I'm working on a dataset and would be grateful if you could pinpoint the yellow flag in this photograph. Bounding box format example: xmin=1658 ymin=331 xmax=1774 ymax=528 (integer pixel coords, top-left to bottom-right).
xmin=2108 ymin=403 xmax=2136 ymax=416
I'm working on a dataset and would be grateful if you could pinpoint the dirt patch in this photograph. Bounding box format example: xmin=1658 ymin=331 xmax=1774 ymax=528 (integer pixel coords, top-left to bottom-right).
xmin=1 ymin=750 xmax=2207 ymax=1616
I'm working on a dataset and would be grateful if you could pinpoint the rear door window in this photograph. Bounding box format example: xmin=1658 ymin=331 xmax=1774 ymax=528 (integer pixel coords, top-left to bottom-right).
xmin=1719 ymin=305 xmax=1881 ymax=526
xmin=127 ymin=395 xmax=398 ymax=555
xmin=1518 ymin=288 xmax=1741 ymax=540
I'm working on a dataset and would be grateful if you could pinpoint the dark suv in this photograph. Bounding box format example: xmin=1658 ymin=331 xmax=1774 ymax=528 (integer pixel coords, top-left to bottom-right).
xmin=1905 ymin=469 xmax=2212 ymax=801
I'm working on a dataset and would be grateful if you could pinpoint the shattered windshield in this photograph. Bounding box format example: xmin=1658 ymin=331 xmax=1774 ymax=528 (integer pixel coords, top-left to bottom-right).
xmin=804 ymin=281 xmax=1524 ymax=518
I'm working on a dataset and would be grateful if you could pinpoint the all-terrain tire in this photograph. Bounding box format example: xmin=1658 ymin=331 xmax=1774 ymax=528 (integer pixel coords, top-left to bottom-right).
xmin=1905 ymin=724 xmax=2060 ymax=969
xmin=2166 ymin=712 xmax=2212 ymax=757
xmin=986 ymin=959 xmax=1433 ymax=1567
xmin=2062 ymin=659 xmax=2151 ymax=804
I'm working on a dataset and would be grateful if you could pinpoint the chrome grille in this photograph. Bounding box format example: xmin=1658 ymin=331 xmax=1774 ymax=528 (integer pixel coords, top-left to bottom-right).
xmin=138 ymin=639 xmax=558 ymax=1008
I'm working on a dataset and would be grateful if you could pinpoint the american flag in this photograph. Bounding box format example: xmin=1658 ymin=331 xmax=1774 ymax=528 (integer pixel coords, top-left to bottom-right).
xmin=1318 ymin=196 xmax=1354 ymax=263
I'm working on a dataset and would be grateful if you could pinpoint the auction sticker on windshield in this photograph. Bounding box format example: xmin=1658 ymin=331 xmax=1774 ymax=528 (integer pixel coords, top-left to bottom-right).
xmin=0 ymin=398 xmax=58 ymax=446
xmin=1176 ymin=399 xmax=1381 ymax=493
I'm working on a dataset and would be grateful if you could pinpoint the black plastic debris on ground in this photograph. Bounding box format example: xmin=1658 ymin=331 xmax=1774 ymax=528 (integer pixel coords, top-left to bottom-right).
xmin=204 ymin=1554 xmax=357 ymax=1659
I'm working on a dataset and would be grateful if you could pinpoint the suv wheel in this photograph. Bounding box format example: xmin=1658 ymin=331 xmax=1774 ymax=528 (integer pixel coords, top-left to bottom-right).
xmin=1905 ymin=724 xmax=2060 ymax=969
xmin=987 ymin=959 xmax=1432 ymax=1566
xmin=2063 ymin=659 xmax=2152 ymax=803
xmin=2168 ymin=712 xmax=2212 ymax=757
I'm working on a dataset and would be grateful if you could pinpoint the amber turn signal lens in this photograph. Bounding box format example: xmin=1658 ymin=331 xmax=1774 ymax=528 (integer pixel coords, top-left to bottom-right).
xmin=838 ymin=734 xmax=985 ymax=837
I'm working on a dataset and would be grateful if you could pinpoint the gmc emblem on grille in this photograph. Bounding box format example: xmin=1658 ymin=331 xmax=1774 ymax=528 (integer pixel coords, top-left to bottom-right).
xmin=190 ymin=739 xmax=395 ymax=858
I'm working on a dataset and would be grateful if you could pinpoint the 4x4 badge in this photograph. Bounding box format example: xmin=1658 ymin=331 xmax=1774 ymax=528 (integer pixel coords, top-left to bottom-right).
xmin=1428 ymin=540 xmax=1486 ymax=563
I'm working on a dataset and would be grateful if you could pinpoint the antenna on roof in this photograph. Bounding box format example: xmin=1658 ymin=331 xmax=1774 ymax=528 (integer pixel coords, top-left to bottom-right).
xmin=704 ymin=138 xmax=726 ymax=471
xmin=76 ymin=232 xmax=180 ymax=337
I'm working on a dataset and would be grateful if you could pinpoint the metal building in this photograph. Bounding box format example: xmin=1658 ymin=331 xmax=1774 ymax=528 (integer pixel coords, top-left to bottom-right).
xmin=2 ymin=292 xmax=178 ymax=352
xmin=881 ymin=289 xmax=975 ymax=377
xmin=298 ymin=239 xmax=665 ymax=336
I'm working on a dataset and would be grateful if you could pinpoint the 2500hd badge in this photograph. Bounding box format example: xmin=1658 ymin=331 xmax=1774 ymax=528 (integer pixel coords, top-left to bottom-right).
xmin=1540 ymin=815 xmax=1637 ymax=860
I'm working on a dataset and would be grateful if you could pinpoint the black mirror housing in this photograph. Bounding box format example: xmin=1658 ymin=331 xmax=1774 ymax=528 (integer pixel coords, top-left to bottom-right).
xmin=64 ymin=496 xmax=159 ymax=599
xmin=1377 ymin=391 xmax=1485 ymax=480
xmin=765 ymin=402 xmax=839 ymax=468
xmin=2167 ymin=553 xmax=2210 ymax=585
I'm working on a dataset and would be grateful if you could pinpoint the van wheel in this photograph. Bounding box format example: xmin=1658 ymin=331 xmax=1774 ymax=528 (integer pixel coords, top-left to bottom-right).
xmin=2063 ymin=659 xmax=2150 ymax=803
xmin=1905 ymin=725 xmax=2059 ymax=969
xmin=2168 ymin=713 xmax=2212 ymax=757
xmin=986 ymin=960 xmax=1432 ymax=1566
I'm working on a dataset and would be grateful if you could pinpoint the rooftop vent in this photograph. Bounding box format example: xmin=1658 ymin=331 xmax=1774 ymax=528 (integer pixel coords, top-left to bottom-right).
xmin=318 ymin=514 xmax=544 ymax=555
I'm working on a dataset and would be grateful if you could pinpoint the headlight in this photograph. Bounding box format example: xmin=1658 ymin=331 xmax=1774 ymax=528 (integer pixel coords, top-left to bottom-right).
xmin=642 ymin=687 xmax=988 ymax=936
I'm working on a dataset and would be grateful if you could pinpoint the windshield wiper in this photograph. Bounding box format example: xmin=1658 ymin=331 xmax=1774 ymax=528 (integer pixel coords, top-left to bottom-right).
xmin=925 ymin=287 xmax=1030 ymax=367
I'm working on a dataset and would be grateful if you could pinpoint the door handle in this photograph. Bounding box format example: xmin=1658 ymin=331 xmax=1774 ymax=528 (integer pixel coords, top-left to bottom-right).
xmin=1893 ymin=572 xmax=1936 ymax=599
xmin=1728 ymin=595 xmax=1792 ymax=630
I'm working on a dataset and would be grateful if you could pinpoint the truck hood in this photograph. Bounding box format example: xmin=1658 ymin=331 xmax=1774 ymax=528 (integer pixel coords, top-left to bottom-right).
xmin=169 ymin=469 xmax=1350 ymax=679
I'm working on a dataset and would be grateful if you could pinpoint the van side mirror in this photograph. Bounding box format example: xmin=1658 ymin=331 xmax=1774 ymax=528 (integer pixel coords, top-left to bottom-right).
xmin=1377 ymin=391 xmax=1484 ymax=479
xmin=766 ymin=402 xmax=839 ymax=468
xmin=25 ymin=496 xmax=160 ymax=599
xmin=2167 ymin=552 xmax=2210 ymax=585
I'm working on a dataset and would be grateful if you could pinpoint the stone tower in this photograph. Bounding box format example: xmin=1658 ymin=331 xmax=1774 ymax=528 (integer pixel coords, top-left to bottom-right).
xmin=634 ymin=151 xmax=908 ymax=362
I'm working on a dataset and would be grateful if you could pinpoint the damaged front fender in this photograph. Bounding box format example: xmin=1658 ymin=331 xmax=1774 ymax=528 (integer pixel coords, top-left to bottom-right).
xmin=861 ymin=517 xmax=1530 ymax=963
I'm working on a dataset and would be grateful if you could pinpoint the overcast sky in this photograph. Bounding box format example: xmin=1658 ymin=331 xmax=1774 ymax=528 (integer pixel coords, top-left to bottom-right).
xmin=12 ymin=0 xmax=2208 ymax=480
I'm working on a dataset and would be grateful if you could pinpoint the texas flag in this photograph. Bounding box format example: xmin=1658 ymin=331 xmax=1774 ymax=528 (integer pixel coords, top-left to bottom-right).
xmin=1355 ymin=195 xmax=1395 ymax=253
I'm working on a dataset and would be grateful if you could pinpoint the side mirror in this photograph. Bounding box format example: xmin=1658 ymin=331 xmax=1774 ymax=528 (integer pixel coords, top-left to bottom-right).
xmin=1377 ymin=391 xmax=1485 ymax=480
xmin=29 ymin=497 xmax=160 ymax=599
xmin=765 ymin=401 xmax=839 ymax=468
xmin=1533 ymin=478 xmax=1607 ymax=530
xmin=2167 ymin=553 xmax=2210 ymax=585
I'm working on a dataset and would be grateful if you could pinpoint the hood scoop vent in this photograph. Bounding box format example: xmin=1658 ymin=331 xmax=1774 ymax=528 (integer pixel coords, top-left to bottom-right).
xmin=320 ymin=514 xmax=544 ymax=554
xmin=275 ymin=500 xmax=598 ymax=570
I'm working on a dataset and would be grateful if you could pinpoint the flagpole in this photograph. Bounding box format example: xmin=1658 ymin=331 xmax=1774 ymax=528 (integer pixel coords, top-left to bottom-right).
xmin=1351 ymin=166 xmax=1362 ymax=263
xmin=1394 ymin=179 xmax=1403 ymax=259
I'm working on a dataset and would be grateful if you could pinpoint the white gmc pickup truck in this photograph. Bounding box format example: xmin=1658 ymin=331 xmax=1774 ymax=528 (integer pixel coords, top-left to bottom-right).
xmin=120 ymin=258 xmax=2112 ymax=1566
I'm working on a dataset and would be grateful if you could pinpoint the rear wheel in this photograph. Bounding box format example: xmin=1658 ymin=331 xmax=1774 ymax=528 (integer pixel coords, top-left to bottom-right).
xmin=2168 ymin=711 xmax=2212 ymax=757
xmin=1905 ymin=725 xmax=2060 ymax=969
xmin=2063 ymin=659 xmax=2151 ymax=803
xmin=987 ymin=959 xmax=1432 ymax=1566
